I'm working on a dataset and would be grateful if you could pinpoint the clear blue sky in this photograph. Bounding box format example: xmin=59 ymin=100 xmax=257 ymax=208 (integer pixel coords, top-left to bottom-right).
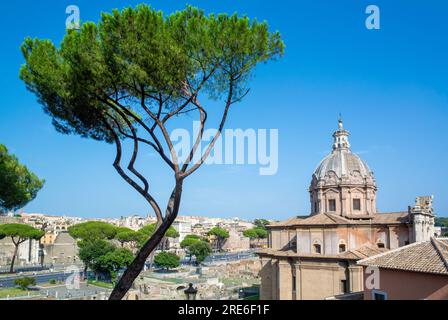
xmin=0 ymin=0 xmax=447 ymax=220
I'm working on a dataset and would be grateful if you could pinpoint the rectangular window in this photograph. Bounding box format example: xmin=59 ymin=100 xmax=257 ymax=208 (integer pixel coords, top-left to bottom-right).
xmin=353 ymin=199 xmax=361 ymax=211
xmin=292 ymin=274 xmax=296 ymax=292
xmin=329 ymin=199 xmax=336 ymax=212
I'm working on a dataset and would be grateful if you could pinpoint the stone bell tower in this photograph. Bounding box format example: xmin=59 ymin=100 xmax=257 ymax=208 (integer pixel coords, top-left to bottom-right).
xmin=410 ymin=196 xmax=435 ymax=243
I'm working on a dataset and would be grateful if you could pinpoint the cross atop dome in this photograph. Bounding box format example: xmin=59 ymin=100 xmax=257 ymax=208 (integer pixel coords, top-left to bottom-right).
xmin=332 ymin=117 xmax=350 ymax=151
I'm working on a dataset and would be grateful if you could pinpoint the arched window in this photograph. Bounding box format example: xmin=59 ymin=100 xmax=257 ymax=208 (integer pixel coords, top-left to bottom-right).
xmin=313 ymin=244 xmax=322 ymax=254
xmin=339 ymin=244 xmax=346 ymax=253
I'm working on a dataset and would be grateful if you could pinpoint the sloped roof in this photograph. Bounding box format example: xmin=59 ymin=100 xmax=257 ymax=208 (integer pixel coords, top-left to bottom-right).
xmin=268 ymin=212 xmax=409 ymax=228
xmin=268 ymin=213 xmax=352 ymax=227
xmin=357 ymin=238 xmax=448 ymax=276
xmin=339 ymin=244 xmax=387 ymax=260
xmin=370 ymin=212 xmax=409 ymax=224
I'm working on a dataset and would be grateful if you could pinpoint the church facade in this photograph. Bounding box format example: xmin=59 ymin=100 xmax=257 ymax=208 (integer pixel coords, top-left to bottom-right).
xmin=257 ymin=119 xmax=436 ymax=300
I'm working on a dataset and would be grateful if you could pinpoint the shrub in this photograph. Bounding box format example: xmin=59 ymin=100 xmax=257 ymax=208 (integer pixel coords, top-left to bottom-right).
xmin=188 ymin=241 xmax=212 ymax=264
xmin=14 ymin=277 xmax=36 ymax=290
xmin=154 ymin=252 xmax=180 ymax=270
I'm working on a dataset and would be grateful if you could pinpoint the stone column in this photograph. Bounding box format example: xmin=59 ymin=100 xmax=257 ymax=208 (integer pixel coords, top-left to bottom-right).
xmin=340 ymin=187 xmax=347 ymax=217
xmin=365 ymin=190 xmax=371 ymax=215
xmin=388 ymin=227 xmax=399 ymax=249
xmin=294 ymin=262 xmax=302 ymax=300
xmin=318 ymin=189 xmax=324 ymax=214
xmin=348 ymin=265 xmax=364 ymax=292
xmin=259 ymin=257 xmax=273 ymax=300
xmin=347 ymin=189 xmax=352 ymax=216
xmin=296 ymin=229 xmax=299 ymax=253
xmin=271 ymin=259 xmax=278 ymax=300
xmin=277 ymin=260 xmax=293 ymax=300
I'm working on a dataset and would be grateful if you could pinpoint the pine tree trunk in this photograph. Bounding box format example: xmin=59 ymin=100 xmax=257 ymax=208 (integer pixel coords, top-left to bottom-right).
xmin=109 ymin=181 xmax=183 ymax=300
xmin=10 ymin=245 xmax=18 ymax=273
xmin=83 ymin=264 xmax=88 ymax=281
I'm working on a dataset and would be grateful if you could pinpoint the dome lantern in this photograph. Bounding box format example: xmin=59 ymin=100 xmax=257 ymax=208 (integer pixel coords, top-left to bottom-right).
xmin=332 ymin=117 xmax=350 ymax=151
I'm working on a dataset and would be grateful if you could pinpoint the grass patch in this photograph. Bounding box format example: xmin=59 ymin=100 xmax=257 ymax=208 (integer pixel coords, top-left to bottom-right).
xmin=220 ymin=278 xmax=259 ymax=287
xmin=158 ymin=277 xmax=184 ymax=284
xmin=220 ymin=278 xmax=249 ymax=286
xmin=145 ymin=275 xmax=184 ymax=284
xmin=87 ymin=280 xmax=114 ymax=289
xmin=0 ymin=288 xmax=38 ymax=299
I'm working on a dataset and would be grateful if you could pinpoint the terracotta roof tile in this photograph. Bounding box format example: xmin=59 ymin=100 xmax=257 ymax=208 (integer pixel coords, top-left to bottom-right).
xmin=268 ymin=212 xmax=409 ymax=228
xmin=370 ymin=212 xmax=409 ymax=224
xmin=357 ymin=238 xmax=448 ymax=275
xmin=339 ymin=244 xmax=388 ymax=259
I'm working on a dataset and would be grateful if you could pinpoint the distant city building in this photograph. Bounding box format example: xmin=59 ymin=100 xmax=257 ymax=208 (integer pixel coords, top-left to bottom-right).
xmin=257 ymin=119 xmax=437 ymax=300
xmin=42 ymin=231 xmax=78 ymax=265
xmin=172 ymin=216 xmax=254 ymax=251
xmin=1 ymin=212 xmax=256 ymax=266
xmin=222 ymin=229 xmax=250 ymax=252
xmin=117 ymin=214 xmax=154 ymax=230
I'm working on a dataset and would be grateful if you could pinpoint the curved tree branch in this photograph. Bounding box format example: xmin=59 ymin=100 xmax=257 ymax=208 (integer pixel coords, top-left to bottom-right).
xmin=97 ymin=94 xmax=176 ymax=171
xmin=181 ymin=78 xmax=235 ymax=178
xmin=105 ymin=113 xmax=149 ymax=193
xmin=101 ymin=116 xmax=163 ymax=222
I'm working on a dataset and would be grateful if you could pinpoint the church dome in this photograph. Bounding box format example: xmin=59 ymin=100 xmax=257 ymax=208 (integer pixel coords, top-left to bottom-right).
xmin=309 ymin=119 xmax=377 ymax=217
xmin=312 ymin=119 xmax=375 ymax=186
xmin=314 ymin=150 xmax=373 ymax=182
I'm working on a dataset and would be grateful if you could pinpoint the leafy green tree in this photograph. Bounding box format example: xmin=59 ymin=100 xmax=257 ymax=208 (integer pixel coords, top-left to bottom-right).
xmin=139 ymin=223 xmax=179 ymax=250
xmin=68 ymin=221 xmax=117 ymax=241
xmin=78 ymin=239 xmax=115 ymax=279
xmin=243 ymin=228 xmax=258 ymax=239
xmin=20 ymin=4 xmax=284 ymax=300
xmin=0 ymin=224 xmax=44 ymax=273
xmin=208 ymin=227 xmax=230 ymax=251
xmin=0 ymin=144 xmax=44 ymax=214
xmin=139 ymin=223 xmax=179 ymax=239
xmin=188 ymin=240 xmax=212 ymax=264
xmin=435 ymin=217 xmax=448 ymax=228
xmin=154 ymin=251 xmax=180 ymax=270
xmin=115 ymin=227 xmax=143 ymax=248
xmin=254 ymin=227 xmax=268 ymax=238
xmin=243 ymin=226 xmax=268 ymax=248
xmin=14 ymin=277 xmax=36 ymax=290
xmin=180 ymin=234 xmax=204 ymax=262
xmin=180 ymin=234 xmax=201 ymax=248
xmin=96 ymin=247 xmax=134 ymax=283
xmin=254 ymin=219 xmax=270 ymax=229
